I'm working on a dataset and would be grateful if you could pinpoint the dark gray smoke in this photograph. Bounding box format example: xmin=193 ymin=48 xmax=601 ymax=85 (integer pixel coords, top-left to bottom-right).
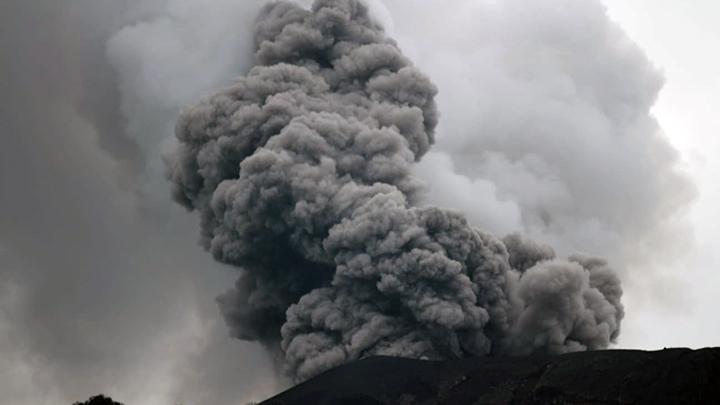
xmin=169 ymin=0 xmax=623 ymax=381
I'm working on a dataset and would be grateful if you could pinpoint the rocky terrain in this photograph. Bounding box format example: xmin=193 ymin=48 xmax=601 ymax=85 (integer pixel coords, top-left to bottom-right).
xmin=260 ymin=348 xmax=720 ymax=404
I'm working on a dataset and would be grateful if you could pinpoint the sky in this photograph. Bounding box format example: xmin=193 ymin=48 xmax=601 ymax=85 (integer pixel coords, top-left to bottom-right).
xmin=0 ymin=1 xmax=718 ymax=404
xmin=601 ymin=0 xmax=720 ymax=349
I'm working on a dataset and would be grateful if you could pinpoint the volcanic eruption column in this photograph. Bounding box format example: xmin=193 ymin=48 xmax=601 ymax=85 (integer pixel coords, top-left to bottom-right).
xmin=168 ymin=0 xmax=623 ymax=381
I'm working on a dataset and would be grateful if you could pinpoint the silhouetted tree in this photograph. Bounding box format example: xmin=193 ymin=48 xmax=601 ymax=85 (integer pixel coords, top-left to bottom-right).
xmin=72 ymin=394 xmax=124 ymax=405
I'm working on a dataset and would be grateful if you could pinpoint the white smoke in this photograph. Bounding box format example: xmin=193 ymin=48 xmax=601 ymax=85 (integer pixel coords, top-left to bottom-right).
xmin=381 ymin=0 xmax=694 ymax=267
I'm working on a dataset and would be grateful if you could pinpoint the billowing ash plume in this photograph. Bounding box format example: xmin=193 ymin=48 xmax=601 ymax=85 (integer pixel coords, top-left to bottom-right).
xmin=168 ymin=0 xmax=623 ymax=381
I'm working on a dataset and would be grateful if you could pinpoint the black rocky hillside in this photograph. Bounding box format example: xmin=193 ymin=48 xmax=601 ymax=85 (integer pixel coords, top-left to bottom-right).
xmin=259 ymin=348 xmax=720 ymax=405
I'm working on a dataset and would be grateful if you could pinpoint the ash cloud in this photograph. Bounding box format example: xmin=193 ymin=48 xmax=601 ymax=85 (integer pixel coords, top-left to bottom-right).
xmin=0 ymin=0 xmax=695 ymax=402
xmin=0 ymin=1 xmax=277 ymax=404
xmin=170 ymin=0 xmax=624 ymax=381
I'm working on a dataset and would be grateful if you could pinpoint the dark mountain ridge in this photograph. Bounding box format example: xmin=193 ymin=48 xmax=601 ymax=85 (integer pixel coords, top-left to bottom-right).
xmin=260 ymin=348 xmax=720 ymax=404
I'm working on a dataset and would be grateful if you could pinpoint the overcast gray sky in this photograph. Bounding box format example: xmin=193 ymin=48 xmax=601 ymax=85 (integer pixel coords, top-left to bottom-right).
xmin=0 ymin=1 xmax=718 ymax=404
xmin=601 ymin=0 xmax=720 ymax=349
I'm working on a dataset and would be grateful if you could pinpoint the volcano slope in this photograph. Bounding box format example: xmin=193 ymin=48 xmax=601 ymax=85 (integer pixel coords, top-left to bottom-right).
xmin=259 ymin=348 xmax=720 ymax=404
